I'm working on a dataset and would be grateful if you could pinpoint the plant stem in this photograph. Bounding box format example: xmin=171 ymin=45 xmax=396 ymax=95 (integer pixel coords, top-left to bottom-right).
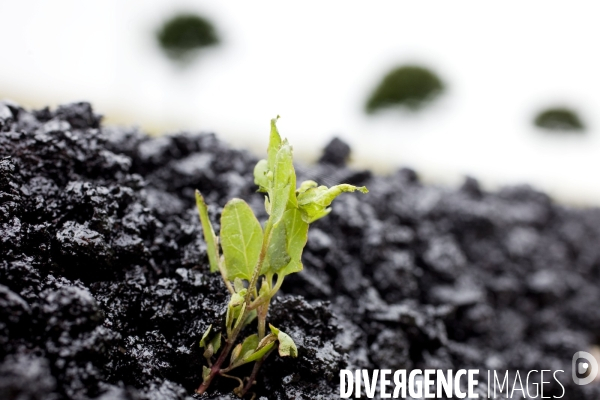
xmin=196 ymin=305 xmax=250 ymax=395
xmin=239 ymin=349 xmax=274 ymax=398
xmin=200 ymin=201 xmax=285 ymax=394
xmin=196 ymin=338 xmax=233 ymax=394
xmin=257 ymin=303 xmax=269 ymax=341
xmin=245 ymin=214 xmax=277 ymax=305
xmin=221 ymin=373 xmax=244 ymax=388
xmin=245 ymin=243 xmax=268 ymax=305
xmin=220 ymin=267 xmax=235 ymax=294
xmin=270 ymin=273 xmax=284 ymax=297
xmin=198 ymin=230 xmax=270 ymax=394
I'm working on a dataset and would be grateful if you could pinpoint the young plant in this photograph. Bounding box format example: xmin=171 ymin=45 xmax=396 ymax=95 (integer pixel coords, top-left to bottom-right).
xmin=195 ymin=117 xmax=367 ymax=397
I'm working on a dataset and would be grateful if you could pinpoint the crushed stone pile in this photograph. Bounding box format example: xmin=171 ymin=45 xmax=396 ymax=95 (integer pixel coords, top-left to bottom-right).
xmin=1 ymin=102 xmax=600 ymax=399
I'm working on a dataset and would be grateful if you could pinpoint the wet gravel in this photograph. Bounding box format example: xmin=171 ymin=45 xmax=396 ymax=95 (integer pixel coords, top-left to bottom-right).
xmin=2 ymin=101 xmax=600 ymax=399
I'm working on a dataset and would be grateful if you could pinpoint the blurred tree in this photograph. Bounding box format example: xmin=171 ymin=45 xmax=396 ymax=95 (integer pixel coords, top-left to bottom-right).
xmin=366 ymin=65 xmax=444 ymax=113
xmin=534 ymin=108 xmax=585 ymax=132
xmin=156 ymin=13 xmax=219 ymax=63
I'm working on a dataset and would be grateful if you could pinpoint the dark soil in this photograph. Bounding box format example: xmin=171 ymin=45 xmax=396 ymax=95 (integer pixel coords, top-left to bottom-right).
xmin=1 ymin=101 xmax=600 ymax=399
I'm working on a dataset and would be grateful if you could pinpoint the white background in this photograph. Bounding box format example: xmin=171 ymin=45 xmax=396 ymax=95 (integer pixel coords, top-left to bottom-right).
xmin=1 ymin=0 xmax=599 ymax=204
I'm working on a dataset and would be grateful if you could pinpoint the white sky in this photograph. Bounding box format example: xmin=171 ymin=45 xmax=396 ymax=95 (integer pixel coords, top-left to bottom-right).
xmin=1 ymin=0 xmax=600 ymax=204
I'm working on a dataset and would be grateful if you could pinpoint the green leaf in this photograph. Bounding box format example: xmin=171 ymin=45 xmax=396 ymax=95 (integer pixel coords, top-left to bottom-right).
xmin=277 ymin=331 xmax=298 ymax=357
xmin=253 ymin=159 xmax=269 ymax=193
xmin=209 ymin=332 xmax=221 ymax=354
xmin=233 ymin=301 xmax=247 ymax=330
xmin=226 ymin=304 xmax=233 ymax=331
xmin=270 ymin=143 xmax=294 ymax=223
xmin=297 ymin=180 xmax=317 ymax=195
xmin=233 ymin=278 xmax=245 ymax=293
xmin=261 ymin=219 xmax=291 ymax=275
xmin=203 ymin=332 xmax=221 ymax=358
xmin=280 ymin=146 xmax=298 ymax=211
xmin=258 ymin=332 xmax=277 ymax=348
xmin=243 ymin=309 xmax=257 ymax=327
xmin=240 ymin=334 xmax=259 ymax=359
xmin=297 ymin=184 xmax=368 ymax=223
xmin=195 ymin=190 xmax=219 ymax=273
xmin=220 ymin=199 xmax=263 ymax=281
xmin=280 ymin=208 xmax=308 ymax=276
xmin=256 ymin=117 xmax=298 ymax=217
xmin=267 ymin=116 xmax=282 ymax=172
xmin=230 ymin=334 xmax=259 ymax=367
xmin=226 ymin=292 xmax=246 ymax=333
xmin=199 ymin=324 xmax=212 ymax=348
xmin=269 ymin=324 xmax=298 ymax=357
xmin=229 ymin=291 xmax=246 ymax=307
xmin=203 ymin=345 xmax=214 ymax=359
xmin=244 ymin=341 xmax=276 ymax=362
xmin=244 ymin=333 xmax=277 ymax=362
xmin=259 ymin=279 xmax=270 ymax=297
xmin=263 ymin=195 xmax=272 ymax=215
xmin=261 ymin=208 xmax=308 ymax=277
xmin=202 ymin=366 xmax=211 ymax=382
xmin=230 ymin=343 xmax=242 ymax=366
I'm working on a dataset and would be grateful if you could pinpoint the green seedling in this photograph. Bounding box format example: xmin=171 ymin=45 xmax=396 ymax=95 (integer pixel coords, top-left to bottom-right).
xmin=195 ymin=117 xmax=367 ymax=397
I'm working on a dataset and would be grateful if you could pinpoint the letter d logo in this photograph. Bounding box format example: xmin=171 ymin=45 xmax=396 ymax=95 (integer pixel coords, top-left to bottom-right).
xmin=572 ymin=351 xmax=599 ymax=385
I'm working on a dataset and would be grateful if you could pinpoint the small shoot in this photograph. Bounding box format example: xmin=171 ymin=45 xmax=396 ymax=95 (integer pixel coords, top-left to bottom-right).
xmin=195 ymin=117 xmax=367 ymax=397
